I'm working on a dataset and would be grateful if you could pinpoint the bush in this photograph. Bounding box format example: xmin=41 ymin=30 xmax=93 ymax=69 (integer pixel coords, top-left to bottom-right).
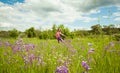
xmin=25 ymin=27 xmax=36 ymax=38
xmin=10 ymin=29 xmax=19 ymax=38
xmin=113 ymin=34 xmax=120 ymax=41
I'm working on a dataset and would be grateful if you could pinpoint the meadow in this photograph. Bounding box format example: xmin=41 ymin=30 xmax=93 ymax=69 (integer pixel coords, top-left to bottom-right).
xmin=0 ymin=36 xmax=120 ymax=73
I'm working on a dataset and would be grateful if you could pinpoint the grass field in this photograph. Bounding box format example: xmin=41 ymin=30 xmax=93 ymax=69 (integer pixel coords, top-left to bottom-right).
xmin=0 ymin=36 xmax=120 ymax=73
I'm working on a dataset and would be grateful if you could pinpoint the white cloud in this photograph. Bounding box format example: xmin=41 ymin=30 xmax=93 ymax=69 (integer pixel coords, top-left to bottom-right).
xmin=114 ymin=17 xmax=120 ymax=21
xmin=115 ymin=24 xmax=120 ymax=28
xmin=113 ymin=12 xmax=120 ymax=22
xmin=63 ymin=0 xmax=120 ymax=12
xmin=113 ymin=12 xmax=120 ymax=16
xmin=0 ymin=22 xmax=13 ymax=27
xmin=102 ymin=16 xmax=109 ymax=18
xmin=79 ymin=16 xmax=97 ymax=23
xmin=0 ymin=0 xmax=120 ymax=31
xmin=116 ymin=6 xmax=120 ymax=10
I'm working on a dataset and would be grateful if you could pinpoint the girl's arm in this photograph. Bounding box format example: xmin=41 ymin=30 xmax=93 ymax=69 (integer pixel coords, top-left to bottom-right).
xmin=61 ymin=33 xmax=65 ymax=37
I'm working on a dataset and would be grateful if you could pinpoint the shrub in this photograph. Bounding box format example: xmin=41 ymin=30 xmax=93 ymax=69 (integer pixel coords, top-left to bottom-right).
xmin=113 ymin=34 xmax=120 ymax=41
xmin=9 ymin=29 xmax=19 ymax=38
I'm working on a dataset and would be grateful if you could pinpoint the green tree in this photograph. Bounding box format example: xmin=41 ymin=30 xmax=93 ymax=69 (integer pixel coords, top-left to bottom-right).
xmin=39 ymin=30 xmax=51 ymax=39
xmin=25 ymin=27 xmax=36 ymax=38
xmin=52 ymin=24 xmax=57 ymax=33
xmin=9 ymin=29 xmax=19 ymax=38
xmin=103 ymin=24 xmax=116 ymax=35
xmin=91 ymin=24 xmax=102 ymax=35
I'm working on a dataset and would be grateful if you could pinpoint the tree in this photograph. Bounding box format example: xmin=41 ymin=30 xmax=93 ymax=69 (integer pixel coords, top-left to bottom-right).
xmin=91 ymin=24 xmax=102 ymax=35
xmin=9 ymin=29 xmax=19 ymax=38
xmin=25 ymin=27 xmax=36 ymax=38
xmin=52 ymin=24 xmax=57 ymax=33
xmin=103 ymin=24 xmax=116 ymax=35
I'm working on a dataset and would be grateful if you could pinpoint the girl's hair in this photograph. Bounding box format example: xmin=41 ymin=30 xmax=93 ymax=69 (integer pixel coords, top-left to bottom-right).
xmin=57 ymin=28 xmax=61 ymax=32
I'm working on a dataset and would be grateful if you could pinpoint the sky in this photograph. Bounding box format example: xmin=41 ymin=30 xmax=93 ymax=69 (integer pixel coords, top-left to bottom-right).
xmin=0 ymin=0 xmax=120 ymax=31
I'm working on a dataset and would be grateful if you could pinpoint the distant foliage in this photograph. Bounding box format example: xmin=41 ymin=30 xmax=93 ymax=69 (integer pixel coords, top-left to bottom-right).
xmin=102 ymin=24 xmax=119 ymax=35
xmin=91 ymin=24 xmax=102 ymax=35
xmin=25 ymin=27 xmax=36 ymax=38
xmin=0 ymin=24 xmax=120 ymax=39
xmin=38 ymin=24 xmax=72 ymax=39
xmin=113 ymin=34 xmax=120 ymax=41
xmin=9 ymin=29 xmax=19 ymax=38
xmin=0 ymin=31 xmax=10 ymax=38
xmin=39 ymin=30 xmax=51 ymax=39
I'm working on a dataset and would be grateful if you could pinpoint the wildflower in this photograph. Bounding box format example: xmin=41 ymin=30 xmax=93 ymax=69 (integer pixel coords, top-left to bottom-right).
xmin=37 ymin=58 xmax=42 ymax=65
xmin=0 ymin=42 xmax=2 ymax=47
xmin=64 ymin=61 xmax=70 ymax=66
xmin=88 ymin=48 xmax=94 ymax=53
xmin=67 ymin=40 xmax=72 ymax=43
xmin=69 ymin=48 xmax=77 ymax=53
xmin=105 ymin=42 xmax=115 ymax=50
xmin=28 ymin=54 xmax=35 ymax=65
xmin=88 ymin=43 xmax=93 ymax=47
xmin=25 ymin=44 xmax=35 ymax=51
xmin=5 ymin=41 xmax=11 ymax=46
xmin=12 ymin=45 xmax=20 ymax=53
xmin=105 ymin=45 xmax=110 ymax=50
xmin=82 ymin=61 xmax=90 ymax=71
xmin=57 ymin=58 xmax=64 ymax=64
xmin=23 ymin=56 xmax=28 ymax=64
xmin=29 ymin=54 xmax=35 ymax=61
xmin=109 ymin=42 xmax=114 ymax=47
xmin=30 ymin=44 xmax=35 ymax=50
xmin=55 ymin=65 xmax=68 ymax=73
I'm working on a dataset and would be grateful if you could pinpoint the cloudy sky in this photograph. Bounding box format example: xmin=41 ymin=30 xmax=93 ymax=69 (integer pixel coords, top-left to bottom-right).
xmin=0 ymin=0 xmax=120 ymax=31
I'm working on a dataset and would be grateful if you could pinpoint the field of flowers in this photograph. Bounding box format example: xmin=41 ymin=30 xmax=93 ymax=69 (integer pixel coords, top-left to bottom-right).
xmin=0 ymin=36 xmax=120 ymax=73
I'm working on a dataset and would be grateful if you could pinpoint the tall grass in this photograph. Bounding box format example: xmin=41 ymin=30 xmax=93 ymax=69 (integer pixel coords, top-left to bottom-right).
xmin=0 ymin=36 xmax=120 ymax=73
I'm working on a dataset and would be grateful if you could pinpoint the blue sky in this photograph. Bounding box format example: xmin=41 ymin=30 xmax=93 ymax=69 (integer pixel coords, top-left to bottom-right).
xmin=0 ymin=0 xmax=120 ymax=31
xmin=72 ymin=6 xmax=119 ymax=29
xmin=0 ymin=0 xmax=24 ymax=5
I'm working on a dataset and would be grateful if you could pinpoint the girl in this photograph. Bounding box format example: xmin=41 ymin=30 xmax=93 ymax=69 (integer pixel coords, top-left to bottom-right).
xmin=55 ymin=28 xmax=64 ymax=43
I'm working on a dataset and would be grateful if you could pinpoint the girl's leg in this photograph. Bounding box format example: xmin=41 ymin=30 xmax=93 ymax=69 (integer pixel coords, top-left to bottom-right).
xmin=57 ymin=37 xmax=63 ymax=43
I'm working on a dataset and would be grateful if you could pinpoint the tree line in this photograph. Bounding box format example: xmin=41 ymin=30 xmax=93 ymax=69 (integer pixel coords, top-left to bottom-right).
xmin=0 ymin=24 xmax=120 ymax=40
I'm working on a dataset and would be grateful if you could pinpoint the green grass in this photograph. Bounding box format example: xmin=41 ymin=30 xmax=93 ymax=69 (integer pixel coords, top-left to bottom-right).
xmin=0 ymin=36 xmax=120 ymax=73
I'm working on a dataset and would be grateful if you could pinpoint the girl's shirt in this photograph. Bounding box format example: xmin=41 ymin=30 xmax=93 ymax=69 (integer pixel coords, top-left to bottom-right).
xmin=56 ymin=31 xmax=61 ymax=38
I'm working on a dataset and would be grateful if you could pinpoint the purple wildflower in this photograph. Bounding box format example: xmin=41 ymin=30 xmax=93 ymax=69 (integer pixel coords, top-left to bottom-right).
xmin=12 ymin=45 xmax=21 ymax=53
xmin=0 ymin=42 xmax=2 ymax=47
xmin=29 ymin=54 xmax=35 ymax=60
xmin=37 ymin=58 xmax=42 ymax=65
xmin=5 ymin=41 xmax=11 ymax=46
xmin=109 ymin=42 xmax=114 ymax=47
xmin=23 ymin=56 xmax=28 ymax=64
xmin=25 ymin=44 xmax=35 ymax=51
xmin=105 ymin=45 xmax=110 ymax=50
xmin=64 ymin=61 xmax=70 ymax=66
xmin=55 ymin=65 xmax=68 ymax=73
xmin=67 ymin=40 xmax=72 ymax=43
xmin=88 ymin=43 xmax=93 ymax=47
xmin=82 ymin=61 xmax=90 ymax=71
xmin=69 ymin=49 xmax=77 ymax=53
xmin=105 ymin=42 xmax=115 ymax=50
xmin=23 ymin=56 xmax=29 ymax=68
xmin=29 ymin=54 xmax=35 ymax=64
xmin=88 ymin=48 xmax=94 ymax=53
xmin=57 ymin=58 xmax=64 ymax=64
